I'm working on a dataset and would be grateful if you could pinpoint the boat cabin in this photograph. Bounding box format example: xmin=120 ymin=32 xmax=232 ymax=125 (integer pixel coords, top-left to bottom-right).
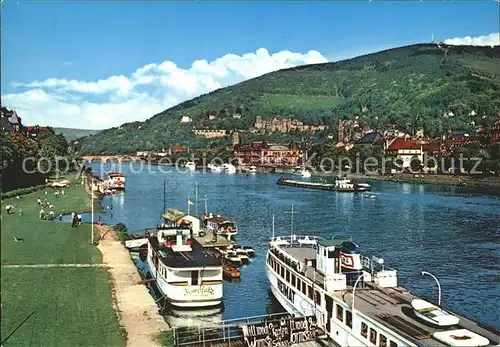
xmin=107 ymin=173 xmax=126 ymax=190
xmin=203 ymin=214 xmax=238 ymax=240
xmin=162 ymin=208 xmax=201 ymax=236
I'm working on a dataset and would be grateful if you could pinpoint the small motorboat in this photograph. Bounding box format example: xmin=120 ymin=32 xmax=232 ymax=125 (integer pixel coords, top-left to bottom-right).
xmin=365 ymin=194 xmax=377 ymax=199
xmin=242 ymin=246 xmax=255 ymax=257
xmin=356 ymin=183 xmax=372 ymax=192
xmin=238 ymin=254 xmax=250 ymax=264
xmin=411 ymin=299 xmax=460 ymax=327
xmin=248 ymin=166 xmax=257 ymax=174
xmin=432 ymin=329 xmax=489 ymax=347
xmin=227 ymin=255 xmax=242 ymax=266
xmin=185 ymin=161 xmax=196 ymax=171
xmin=223 ymin=263 xmax=240 ymax=279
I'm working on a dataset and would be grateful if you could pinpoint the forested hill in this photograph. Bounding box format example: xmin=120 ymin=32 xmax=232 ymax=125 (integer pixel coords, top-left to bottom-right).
xmin=78 ymin=43 xmax=500 ymax=155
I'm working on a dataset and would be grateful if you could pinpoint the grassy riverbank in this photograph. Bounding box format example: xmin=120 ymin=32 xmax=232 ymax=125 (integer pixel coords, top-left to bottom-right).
xmin=1 ymin=181 xmax=126 ymax=346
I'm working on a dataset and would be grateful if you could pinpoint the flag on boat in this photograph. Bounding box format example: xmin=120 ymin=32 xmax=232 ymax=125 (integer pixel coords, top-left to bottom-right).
xmin=188 ymin=198 xmax=194 ymax=205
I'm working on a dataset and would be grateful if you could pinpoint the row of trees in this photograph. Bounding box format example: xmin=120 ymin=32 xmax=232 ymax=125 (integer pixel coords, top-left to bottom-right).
xmin=309 ymin=142 xmax=500 ymax=175
xmin=1 ymin=131 xmax=72 ymax=191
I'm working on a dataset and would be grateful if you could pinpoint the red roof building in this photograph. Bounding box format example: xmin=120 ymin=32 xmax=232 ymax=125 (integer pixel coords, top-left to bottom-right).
xmin=385 ymin=137 xmax=423 ymax=169
xmin=168 ymin=146 xmax=190 ymax=155
xmin=26 ymin=125 xmax=54 ymax=139
xmin=235 ymin=141 xmax=299 ymax=167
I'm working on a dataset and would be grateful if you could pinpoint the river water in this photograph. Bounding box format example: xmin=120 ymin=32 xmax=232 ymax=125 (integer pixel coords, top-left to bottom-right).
xmin=83 ymin=162 xmax=499 ymax=329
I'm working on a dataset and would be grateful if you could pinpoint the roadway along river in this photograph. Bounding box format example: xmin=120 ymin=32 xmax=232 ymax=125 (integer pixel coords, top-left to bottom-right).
xmin=85 ymin=162 xmax=499 ymax=329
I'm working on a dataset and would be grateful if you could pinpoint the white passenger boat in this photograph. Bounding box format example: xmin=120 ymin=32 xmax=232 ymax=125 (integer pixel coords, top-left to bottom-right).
xmin=185 ymin=161 xmax=196 ymax=171
xmin=292 ymin=166 xmax=312 ymax=178
xmin=147 ymin=226 xmax=223 ymax=308
xmin=356 ymin=182 xmax=372 ymax=192
xmin=411 ymin=299 xmax=460 ymax=327
xmin=221 ymin=163 xmax=236 ymax=173
xmin=207 ymin=164 xmax=222 ymax=173
xmin=107 ymin=172 xmax=125 ymax=191
xmin=265 ymin=234 xmax=497 ymax=347
xmin=202 ymin=213 xmax=238 ymax=241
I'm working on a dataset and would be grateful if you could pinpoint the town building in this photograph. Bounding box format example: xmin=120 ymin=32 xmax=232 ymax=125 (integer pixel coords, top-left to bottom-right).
xmin=168 ymin=146 xmax=190 ymax=155
xmin=180 ymin=116 xmax=193 ymax=124
xmin=491 ymin=120 xmax=500 ymax=145
xmin=26 ymin=125 xmax=54 ymax=139
xmin=0 ymin=107 xmax=22 ymax=133
xmin=192 ymin=129 xmax=227 ymax=138
xmin=235 ymin=141 xmax=300 ymax=167
xmin=254 ymin=116 xmax=327 ymax=134
xmin=385 ymin=137 xmax=423 ymax=169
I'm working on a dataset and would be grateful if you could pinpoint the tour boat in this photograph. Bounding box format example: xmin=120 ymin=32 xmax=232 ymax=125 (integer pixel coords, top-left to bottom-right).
xmin=356 ymin=183 xmax=372 ymax=192
xmin=292 ymin=166 xmax=312 ymax=178
xmin=207 ymin=164 xmax=222 ymax=173
xmin=147 ymin=226 xmax=223 ymax=308
xmin=221 ymin=163 xmax=236 ymax=174
xmin=265 ymin=234 xmax=497 ymax=347
xmin=185 ymin=161 xmax=196 ymax=171
xmin=107 ymin=172 xmax=125 ymax=191
xmin=202 ymin=213 xmax=238 ymax=241
xmin=411 ymin=299 xmax=460 ymax=327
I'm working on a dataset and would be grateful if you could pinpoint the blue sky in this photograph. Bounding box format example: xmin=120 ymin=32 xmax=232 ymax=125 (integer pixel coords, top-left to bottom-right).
xmin=2 ymin=1 xmax=498 ymax=129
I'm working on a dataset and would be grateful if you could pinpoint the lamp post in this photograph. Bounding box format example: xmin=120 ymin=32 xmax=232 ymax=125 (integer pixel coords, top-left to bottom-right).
xmin=421 ymin=271 xmax=441 ymax=306
xmin=91 ymin=178 xmax=94 ymax=245
xmin=351 ymin=272 xmax=365 ymax=334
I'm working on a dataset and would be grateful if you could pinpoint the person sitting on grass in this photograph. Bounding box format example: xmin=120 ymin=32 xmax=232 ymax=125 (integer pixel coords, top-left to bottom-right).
xmin=39 ymin=209 xmax=45 ymax=220
xmin=5 ymin=204 xmax=13 ymax=214
xmin=37 ymin=198 xmax=42 ymax=205
xmin=18 ymin=207 xmax=23 ymax=216
xmin=48 ymin=210 xmax=55 ymax=220
xmin=55 ymin=190 xmax=59 ymax=198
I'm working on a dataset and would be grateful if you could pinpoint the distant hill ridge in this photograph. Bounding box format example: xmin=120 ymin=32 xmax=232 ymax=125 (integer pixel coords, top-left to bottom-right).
xmin=77 ymin=43 xmax=500 ymax=155
xmin=54 ymin=128 xmax=99 ymax=142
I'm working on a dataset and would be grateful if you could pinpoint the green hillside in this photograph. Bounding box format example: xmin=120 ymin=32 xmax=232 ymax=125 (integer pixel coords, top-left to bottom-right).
xmin=53 ymin=128 xmax=99 ymax=141
xmin=78 ymin=43 xmax=500 ymax=155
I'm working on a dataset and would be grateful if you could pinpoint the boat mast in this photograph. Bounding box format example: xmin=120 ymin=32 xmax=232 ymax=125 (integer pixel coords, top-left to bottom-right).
xmin=187 ymin=195 xmax=191 ymax=215
xmin=272 ymin=214 xmax=275 ymax=239
xmin=204 ymin=194 xmax=208 ymax=215
xmin=195 ymin=181 xmax=199 ymax=217
xmin=163 ymin=180 xmax=166 ymax=216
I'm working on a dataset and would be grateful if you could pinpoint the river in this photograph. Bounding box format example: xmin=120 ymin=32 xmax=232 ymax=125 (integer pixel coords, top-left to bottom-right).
xmin=82 ymin=162 xmax=499 ymax=329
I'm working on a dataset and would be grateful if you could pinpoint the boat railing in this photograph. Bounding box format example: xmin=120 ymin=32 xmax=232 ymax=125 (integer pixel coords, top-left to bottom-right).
xmin=172 ymin=311 xmax=301 ymax=347
xmin=269 ymin=235 xmax=323 ymax=248
xmin=361 ymin=255 xmax=397 ymax=274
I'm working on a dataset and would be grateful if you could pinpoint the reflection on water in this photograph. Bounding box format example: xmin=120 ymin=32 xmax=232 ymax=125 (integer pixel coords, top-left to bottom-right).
xmin=84 ymin=162 xmax=500 ymax=328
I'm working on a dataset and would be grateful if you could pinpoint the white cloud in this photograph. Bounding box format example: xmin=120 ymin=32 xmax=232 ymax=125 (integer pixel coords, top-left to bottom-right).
xmin=444 ymin=32 xmax=499 ymax=47
xmin=4 ymin=48 xmax=327 ymax=129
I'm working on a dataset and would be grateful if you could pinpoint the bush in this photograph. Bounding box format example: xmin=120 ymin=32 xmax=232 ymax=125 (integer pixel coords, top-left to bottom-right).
xmin=1 ymin=185 xmax=46 ymax=199
xmin=113 ymin=223 xmax=129 ymax=244
xmin=156 ymin=330 xmax=174 ymax=347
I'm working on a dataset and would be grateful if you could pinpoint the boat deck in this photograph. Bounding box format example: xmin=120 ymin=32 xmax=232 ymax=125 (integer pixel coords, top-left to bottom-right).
xmin=149 ymin=235 xmax=221 ymax=268
xmin=278 ymin=246 xmax=500 ymax=347
xmin=194 ymin=231 xmax=235 ymax=248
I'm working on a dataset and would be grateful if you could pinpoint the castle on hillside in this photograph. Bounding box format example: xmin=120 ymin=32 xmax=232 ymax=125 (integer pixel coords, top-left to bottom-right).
xmin=254 ymin=116 xmax=327 ymax=134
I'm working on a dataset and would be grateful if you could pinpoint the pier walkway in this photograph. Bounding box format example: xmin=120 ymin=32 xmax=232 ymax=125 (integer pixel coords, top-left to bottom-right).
xmin=96 ymin=225 xmax=170 ymax=347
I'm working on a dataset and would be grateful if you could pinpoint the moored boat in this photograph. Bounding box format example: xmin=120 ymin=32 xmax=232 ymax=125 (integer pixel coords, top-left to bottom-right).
xmin=147 ymin=226 xmax=223 ymax=308
xmin=265 ymin=233 xmax=498 ymax=347
xmin=108 ymin=172 xmax=126 ymax=191
xmin=185 ymin=161 xmax=196 ymax=171
xmin=292 ymin=166 xmax=312 ymax=178
xmin=221 ymin=163 xmax=236 ymax=173
xmin=203 ymin=213 xmax=238 ymax=241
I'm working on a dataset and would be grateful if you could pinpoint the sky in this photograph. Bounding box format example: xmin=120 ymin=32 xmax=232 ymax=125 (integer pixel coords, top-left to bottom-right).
xmin=1 ymin=1 xmax=499 ymax=130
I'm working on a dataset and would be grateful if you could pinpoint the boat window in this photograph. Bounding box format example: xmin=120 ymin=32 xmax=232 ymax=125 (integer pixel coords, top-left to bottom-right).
xmin=308 ymin=286 xmax=313 ymax=300
xmin=291 ymin=274 xmax=296 ymax=287
xmin=361 ymin=322 xmax=368 ymax=338
xmin=345 ymin=310 xmax=352 ymax=328
xmin=315 ymin=290 xmax=321 ymax=305
xmin=389 ymin=341 xmax=397 ymax=347
xmin=324 ymin=249 xmax=327 ymax=257
xmin=328 ymin=249 xmax=337 ymax=258
xmin=191 ymin=270 xmax=199 ymax=286
xmin=369 ymin=328 xmax=377 ymax=345
xmin=336 ymin=304 xmax=343 ymax=321
xmin=379 ymin=334 xmax=387 ymax=347
xmin=302 ymin=281 xmax=307 ymax=295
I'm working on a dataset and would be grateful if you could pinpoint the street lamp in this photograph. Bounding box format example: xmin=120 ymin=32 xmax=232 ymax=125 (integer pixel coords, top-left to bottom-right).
xmin=351 ymin=272 xmax=365 ymax=333
xmin=421 ymin=271 xmax=441 ymax=306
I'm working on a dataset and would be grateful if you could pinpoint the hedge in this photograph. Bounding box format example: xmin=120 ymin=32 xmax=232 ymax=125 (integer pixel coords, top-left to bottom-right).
xmin=1 ymin=185 xmax=46 ymax=199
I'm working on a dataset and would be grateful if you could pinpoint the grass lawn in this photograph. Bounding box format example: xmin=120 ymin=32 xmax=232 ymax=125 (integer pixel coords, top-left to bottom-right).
xmin=1 ymin=182 xmax=101 ymax=265
xmin=1 ymin=267 xmax=126 ymax=347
